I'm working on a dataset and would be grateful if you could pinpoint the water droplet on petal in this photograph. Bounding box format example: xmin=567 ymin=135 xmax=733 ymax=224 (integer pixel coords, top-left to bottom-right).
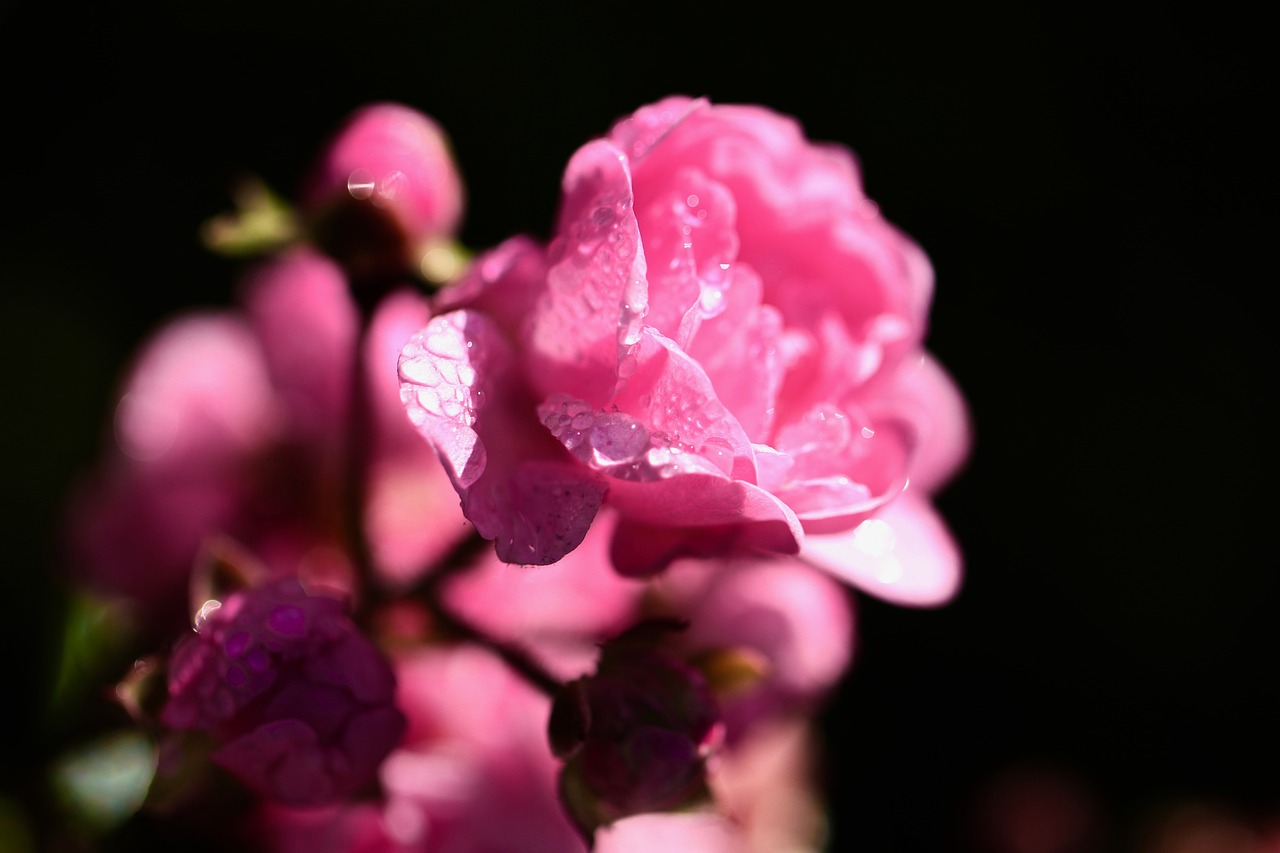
xmin=852 ymin=518 xmax=896 ymax=558
xmin=347 ymin=169 xmax=376 ymax=200
xmin=194 ymin=599 xmax=222 ymax=632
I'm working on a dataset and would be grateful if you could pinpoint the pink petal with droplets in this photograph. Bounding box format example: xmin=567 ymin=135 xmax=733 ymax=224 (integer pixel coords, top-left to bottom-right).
xmin=682 ymin=264 xmax=783 ymax=443
xmin=400 ymin=310 xmax=607 ymax=565
xmin=365 ymin=289 xmax=470 ymax=585
xmin=766 ymin=404 xmax=912 ymax=531
xmin=631 ymin=165 xmax=738 ymax=341
xmin=533 ymin=139 xmax=649 ymax=406
xmin=483 ymin=459 xmax=607 ymax=566
xmin=398 ymin=310 xmax=499 ymax=489
xmin=799 ymin=490 xmax=961 ymax=606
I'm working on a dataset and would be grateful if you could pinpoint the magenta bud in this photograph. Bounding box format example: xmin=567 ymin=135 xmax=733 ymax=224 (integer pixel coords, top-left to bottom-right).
xmin=549 ymin=623 xmax=722 ymax=842
xmin=161 ymin=578 xmax=405 ymax=807
xmin=299 ymin=102 xmax=465 ymax=282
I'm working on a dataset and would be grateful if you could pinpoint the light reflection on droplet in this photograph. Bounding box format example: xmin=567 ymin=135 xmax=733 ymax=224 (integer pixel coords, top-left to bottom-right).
xmin=347 ymin=168 xmax=376 ymax=200
xmin=193 ymin=599 xmax=222 ymax=632
xmin=852 ymin=518 xmax=895 ymax=558
xmin=861 ymin=427 xmax=876 ymax=439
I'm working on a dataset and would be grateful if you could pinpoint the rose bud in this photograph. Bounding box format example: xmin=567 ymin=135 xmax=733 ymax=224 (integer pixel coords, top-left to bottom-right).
xmin=549 ymin=622 xmax=724 ymax=843
xmin=298 ymin=102 xmax=465 ymax=284
xmin=161 ymin=578 xmax=405 ymax=807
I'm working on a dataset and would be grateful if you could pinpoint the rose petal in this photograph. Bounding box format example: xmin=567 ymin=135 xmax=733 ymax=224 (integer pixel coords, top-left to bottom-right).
xmin=398 ymin=310 xmax=500 ymax=489
xmin=366 ymin=289 xmax=471 ymax=585
xmin=799 ymin=490 xmax=961 ymax=606
xmin=682 ymin=264 xmax=783 ymax=443
xmin=532 ymin=139 xmax=649 ymax=406
xmin=241 ymin=247 xmax=359 ymax=452
xmin=870 ymin=351 xmax=973 ymax=495
xmin=607 ymin=479 xmax=802 ymax=576
xmin=595 ymin=811 xmax=745 ymax=853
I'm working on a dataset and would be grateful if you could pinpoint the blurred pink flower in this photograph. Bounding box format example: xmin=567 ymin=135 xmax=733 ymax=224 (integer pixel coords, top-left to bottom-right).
xmin=299 ymin=102 xmax=465 ymax=281
xmin=67 ymin=247 xmax=467 ymax=624
xmin=438 ymin=508 xmax=646 ymax=681
xmin=256 ymin=643 xmax=585 ymax=852
xmin=161 ymin=578 xmax=405 ymax=807
xmin=650 ymin=554 xmax=854 ymax=738
xmin=399 ymin=96 xmax=969 ymax=605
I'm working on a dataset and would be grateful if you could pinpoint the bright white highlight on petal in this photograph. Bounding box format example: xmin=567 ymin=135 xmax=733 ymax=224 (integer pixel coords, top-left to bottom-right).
xmin=347 ymin=168 xmax=376 ymax=199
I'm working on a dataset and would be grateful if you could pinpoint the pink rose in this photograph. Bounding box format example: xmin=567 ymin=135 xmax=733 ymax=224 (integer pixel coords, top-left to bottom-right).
xmin=161 ymin=578 xmax=406 ymax=807
xmin=399 ymin=96 xmax=969 ymax=603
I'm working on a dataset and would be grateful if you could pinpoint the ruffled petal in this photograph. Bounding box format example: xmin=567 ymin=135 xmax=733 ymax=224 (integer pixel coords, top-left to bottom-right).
xmin=799 ymin=490 xmax=961 ymax=606
xmin=532 ymin=139 xmax=649 ymax=406
xmin=631 ymin=165 xmax=738 ymax=341
xmin=607 ymin=479 xmax=802 ymax=577
xmin=764 ymin=404 xmax=911 ymax=532
xmin=868 ymin=351 xmax=972 ymax=495
xmin=399 ymin=310 xmax=606 ymax=565
xmin=398 ymin=310 xmax=500 ymax=489
xmin=682 ymin=264 xmax=783 ymax=443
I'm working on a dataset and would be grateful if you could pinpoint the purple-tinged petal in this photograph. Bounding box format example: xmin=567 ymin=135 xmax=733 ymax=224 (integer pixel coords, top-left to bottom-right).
xmin=400 ymin=310 xmax=608 ymax=566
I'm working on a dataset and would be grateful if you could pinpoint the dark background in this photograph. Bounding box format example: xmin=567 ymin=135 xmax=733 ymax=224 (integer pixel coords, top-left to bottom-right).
xmin=1 ymin=3 xmax=1272 ymax=851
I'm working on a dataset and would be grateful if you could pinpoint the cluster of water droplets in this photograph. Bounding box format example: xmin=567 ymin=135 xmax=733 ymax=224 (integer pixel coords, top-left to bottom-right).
xmin=399 ymin=316 xmax=484 ymax=430
xmin=541 ymin=396 xmax=697 ymax=481
xmin=539 ymin=391 xmax=745 ymax=482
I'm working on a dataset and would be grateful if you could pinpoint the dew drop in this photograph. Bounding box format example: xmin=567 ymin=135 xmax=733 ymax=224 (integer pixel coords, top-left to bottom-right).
xmin=347 ymin=169 xmax=376 ymax=200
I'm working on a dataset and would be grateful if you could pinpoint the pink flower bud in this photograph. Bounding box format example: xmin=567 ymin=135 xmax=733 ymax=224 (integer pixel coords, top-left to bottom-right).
xmin=162 ymin=578 xmax=405 ymax=807
xmin=299 ymin=102 xmax=464 ymax=281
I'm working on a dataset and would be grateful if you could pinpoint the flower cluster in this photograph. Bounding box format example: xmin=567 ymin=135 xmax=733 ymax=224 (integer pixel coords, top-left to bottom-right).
xmin=67 ymin=96 xmax=968 ymax=850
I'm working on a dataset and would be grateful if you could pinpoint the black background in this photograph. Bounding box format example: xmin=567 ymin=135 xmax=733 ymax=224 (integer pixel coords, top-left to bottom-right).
xmin=1 ymin=3 xmax=1272 ymax=851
